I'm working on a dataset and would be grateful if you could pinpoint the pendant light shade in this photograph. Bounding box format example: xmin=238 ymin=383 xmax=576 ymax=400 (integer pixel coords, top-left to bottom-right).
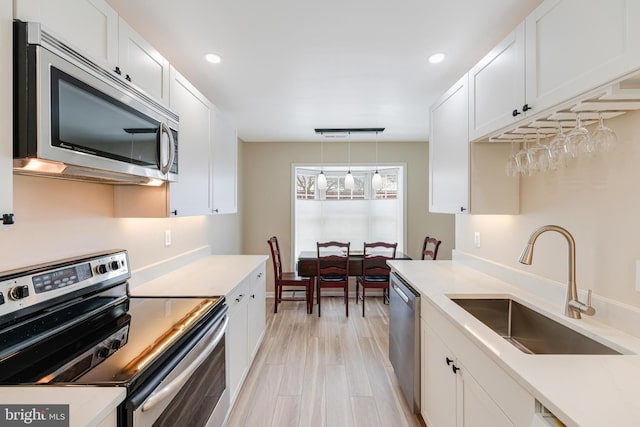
xmin=344 ymin=133 xmax=354 ymax=190
xmin=317 ymin=140 xmax=327 ymax=190
xmin=372 ymin=133 xmax=383 ymax=190
xmin=372 ymin=171 xmax=382 ymax=190
xmin=317 ymin=170 xmax=327 ymax=190
xmin=344 ymin=170 xmax=354 ymax=190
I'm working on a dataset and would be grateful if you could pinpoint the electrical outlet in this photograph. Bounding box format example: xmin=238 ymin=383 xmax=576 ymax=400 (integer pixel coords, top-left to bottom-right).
xmin=474 ymin=231 xmax=481 ymax=248
xmin=165 ymin=230 xmax=172 ymax=247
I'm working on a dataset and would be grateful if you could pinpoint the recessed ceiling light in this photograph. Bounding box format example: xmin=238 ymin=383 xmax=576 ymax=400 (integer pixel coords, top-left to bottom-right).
xmin=428 ymin=53 xmax=446 ymax=64
xmin=205 ymin=53 xmax=222 ymax=64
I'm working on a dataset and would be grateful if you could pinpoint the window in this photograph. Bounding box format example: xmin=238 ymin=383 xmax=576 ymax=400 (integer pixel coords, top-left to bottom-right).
xmin=293 ymin=165 xmax=405 ymax=261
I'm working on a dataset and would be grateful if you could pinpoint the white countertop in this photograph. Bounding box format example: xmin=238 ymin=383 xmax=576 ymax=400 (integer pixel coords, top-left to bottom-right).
xmin=129 ymin=255 xmax=268 ymax=296
xmin=388 ymin=259 xmax=640 ymax=427
xmin=0 ymin=386 xmax=125 ymax=427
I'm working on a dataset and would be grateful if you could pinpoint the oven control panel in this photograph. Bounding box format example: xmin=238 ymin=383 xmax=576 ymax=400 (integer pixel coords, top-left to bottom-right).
xmin=0 ymin=251 xmax=129 ymax=320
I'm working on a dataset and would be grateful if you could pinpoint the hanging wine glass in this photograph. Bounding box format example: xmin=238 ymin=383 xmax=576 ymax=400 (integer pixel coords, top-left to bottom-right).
xmin=548 ymin=122 xmax=569 ymax=170
xmin=505 ymin=141 xmax=518 ymax=177
xmin=529 ymin=129 xmax=551 ymax=173
xmin=591 ymin=112 xmax=618 ymax=153
xmin=564 ymin=114 xmax=592 ymax=157
xmin=516 ymin=139 xmax=533 ymax=176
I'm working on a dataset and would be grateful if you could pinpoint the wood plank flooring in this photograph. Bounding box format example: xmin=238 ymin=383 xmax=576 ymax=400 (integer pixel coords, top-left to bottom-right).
xmin=227 ymin=296 xmax=424 ymax=427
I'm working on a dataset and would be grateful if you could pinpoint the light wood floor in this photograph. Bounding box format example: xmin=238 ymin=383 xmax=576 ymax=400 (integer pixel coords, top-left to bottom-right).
xmin=227 ymin=296 xmax=424 ymax=427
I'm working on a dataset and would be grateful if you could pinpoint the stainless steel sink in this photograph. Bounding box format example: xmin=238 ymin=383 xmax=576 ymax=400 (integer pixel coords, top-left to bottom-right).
xmin=451 ymin=298 xmax=622 ymax=355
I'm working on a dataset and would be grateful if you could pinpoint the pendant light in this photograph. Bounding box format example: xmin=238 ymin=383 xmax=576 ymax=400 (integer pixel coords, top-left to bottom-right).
xmin=344 ymin=132 xmax=354 ymax=190
xmin=317 ymin=140 xmax=327 ymax=190
xmin=372 ymin=132 xmax=383 ymax=191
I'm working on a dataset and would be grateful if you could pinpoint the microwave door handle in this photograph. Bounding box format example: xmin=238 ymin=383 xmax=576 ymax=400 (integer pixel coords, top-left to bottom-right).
xmin=141 ymin=315 xmax=228 ymax=412
xmin=157 ymin=122 xmax=175 ymax=175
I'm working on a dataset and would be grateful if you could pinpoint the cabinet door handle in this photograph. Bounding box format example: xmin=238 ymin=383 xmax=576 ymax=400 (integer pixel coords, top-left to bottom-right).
xmin=257 ymin=272 xmax=263 ymax=278
xmin=522 ymin=103 xmax=532 ymax=112
xmin=459 ymin=206 xmax=467 ymax=213
xmin=452 ymin=364 xmax=460 ymax=374
xmin=170 ymin=210 xmax=178 ymax=216
xmin=114 ymin=66 xmax=122 ymax=75
xmin=251 ymin=294 xmax=256 ymax=299
xmin=125 ymin=74 xmax=132 ymax=82
xmin=213 ymin=208 xmax=219 ymax=213
xmin=445 ymin=357 xmax=453 ymax=366
xmin=235 ymin=294 xmax=245 ymax=303
xmin=512 ymin=109 xmax=521 ymax=117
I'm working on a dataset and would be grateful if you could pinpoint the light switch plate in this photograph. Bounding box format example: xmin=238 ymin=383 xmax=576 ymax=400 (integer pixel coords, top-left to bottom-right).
xmin=474 ymin=231 xmax=481 ymax=248
xmin=165 ymin=229 xmax=172 ymax=247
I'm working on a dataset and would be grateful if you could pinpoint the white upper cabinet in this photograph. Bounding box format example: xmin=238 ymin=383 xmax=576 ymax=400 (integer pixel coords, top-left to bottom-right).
xmin=117 ymin=17 xmax=170 ymax=103
xmin=430 ymin=73 xmax=519 ymax=215
xmin=167 ymin=68 xmax=212 ymax=217
xmin=13 ymin=0 xmax=118 ymax=69
xmin=526 ymin=0 xmax=640 ymax=114
xmin=211 ymin=107 xmax=238 ymax=214
xmin=429 ymin=74 xmax=469 ymax=214
xmin=468 ymin=0 xmax=640 ymax=141
xmin=14 ymin=0 xmax=169 ymax=104
xmin=469 ymin=23 xmax=526 ymax=141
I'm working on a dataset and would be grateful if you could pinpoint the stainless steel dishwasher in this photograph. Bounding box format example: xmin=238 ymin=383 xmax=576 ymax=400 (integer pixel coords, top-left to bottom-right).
xmin=389 ymin=271 xmax=420 ymax=413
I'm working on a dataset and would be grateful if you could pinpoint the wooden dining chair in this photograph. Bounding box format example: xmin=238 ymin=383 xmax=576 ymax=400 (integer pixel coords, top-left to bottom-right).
xmin=267 ymin=236 xmax=314 ymax=314
xmin=356 ymin=242 xmax=397 ymax=316
xmin=422 ymin=236 xmax=442 ymax=260
xmin=316 ymin=241 xmax=350 ymax=317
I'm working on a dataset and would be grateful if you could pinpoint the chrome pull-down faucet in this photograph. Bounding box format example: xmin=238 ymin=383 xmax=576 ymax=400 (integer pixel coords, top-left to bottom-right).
xmin=518 ymin=225 xmax=595 ymax=319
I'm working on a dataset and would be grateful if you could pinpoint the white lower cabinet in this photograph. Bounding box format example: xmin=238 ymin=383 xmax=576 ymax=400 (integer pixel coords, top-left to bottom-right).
xmin=422 ymin=324 xmax=512 ymax=427
xmin=421 ymin=299 xmax=534 ymax=427
xmin=227 ymin=263 xmax=266 ymax=405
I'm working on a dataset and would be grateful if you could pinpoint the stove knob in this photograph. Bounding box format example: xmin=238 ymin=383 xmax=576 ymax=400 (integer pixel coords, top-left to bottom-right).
xmin=9 ymin=285 xmax=29 ymax=300
xmin=110 ymin=339 xmax=122 ymax=350
xmin=95 ymin=264 xmax=108 ymax=274
xmin=96 ymin=347 xmax=110 ymax=359
xmin=109 ymin=260 xmax=122 ymax=271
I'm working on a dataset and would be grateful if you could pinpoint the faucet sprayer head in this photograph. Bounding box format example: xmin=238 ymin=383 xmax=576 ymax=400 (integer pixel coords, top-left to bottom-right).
xmin=518 ymin=243 xmax=534 ymax=265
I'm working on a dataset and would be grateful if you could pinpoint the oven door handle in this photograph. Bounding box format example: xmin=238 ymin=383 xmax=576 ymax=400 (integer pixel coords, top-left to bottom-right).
xmin=141 ymin=314 xmax=228 ymax=412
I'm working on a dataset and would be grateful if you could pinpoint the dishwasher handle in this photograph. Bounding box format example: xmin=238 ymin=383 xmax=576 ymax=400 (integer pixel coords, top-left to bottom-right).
xmin=391 ymin=281 xmax=410 ymax=305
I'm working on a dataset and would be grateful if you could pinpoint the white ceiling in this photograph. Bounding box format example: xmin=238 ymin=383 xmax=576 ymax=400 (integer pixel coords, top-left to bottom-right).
xmin=106 ymin=0 xmax=542 ymax=142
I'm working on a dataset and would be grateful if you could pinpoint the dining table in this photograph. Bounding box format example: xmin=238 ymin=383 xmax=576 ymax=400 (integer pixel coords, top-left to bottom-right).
xmin=296 ymin=250 xmax=412 ymax=277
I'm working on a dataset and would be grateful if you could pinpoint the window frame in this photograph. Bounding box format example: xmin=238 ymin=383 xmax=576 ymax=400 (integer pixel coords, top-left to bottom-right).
xmin=291 ymin=163 xmax=407 ymax=270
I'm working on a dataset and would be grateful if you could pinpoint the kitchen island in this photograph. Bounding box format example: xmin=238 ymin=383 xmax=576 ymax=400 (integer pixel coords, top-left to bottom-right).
xmin=389 ymin=257 xmax=640 ymax=427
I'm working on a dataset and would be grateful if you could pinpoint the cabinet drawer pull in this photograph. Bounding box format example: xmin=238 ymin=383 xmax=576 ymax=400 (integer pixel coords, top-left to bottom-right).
xmin=445 ymin=357 xmax=453 ymax=366
xmin=452 ymin=364 xmax=460 ymax=374
xmin=512 ymin=109 xmax=521 ymax=117
xmin=522 ymin=103 xmax=532 ymax=112
xmin=235 ymin=294 xmax=245 ymax=303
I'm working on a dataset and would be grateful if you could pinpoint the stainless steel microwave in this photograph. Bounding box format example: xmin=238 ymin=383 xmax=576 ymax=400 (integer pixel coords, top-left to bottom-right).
xmin=13 ymin=21 xmax=178 ymax=185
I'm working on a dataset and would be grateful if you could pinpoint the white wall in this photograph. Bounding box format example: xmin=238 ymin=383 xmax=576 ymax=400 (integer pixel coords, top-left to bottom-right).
xmin=242 ymin=139 xmax=455 ymax=293
xmin=456 ymin=110 xmax=640 ymax=308
xmin=0 ymin=175 xmax=241 ymax=273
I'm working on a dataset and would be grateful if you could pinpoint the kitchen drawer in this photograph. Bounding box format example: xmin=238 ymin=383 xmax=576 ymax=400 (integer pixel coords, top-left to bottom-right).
xmin=227 ymin=276 xmax=252 ymax=315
